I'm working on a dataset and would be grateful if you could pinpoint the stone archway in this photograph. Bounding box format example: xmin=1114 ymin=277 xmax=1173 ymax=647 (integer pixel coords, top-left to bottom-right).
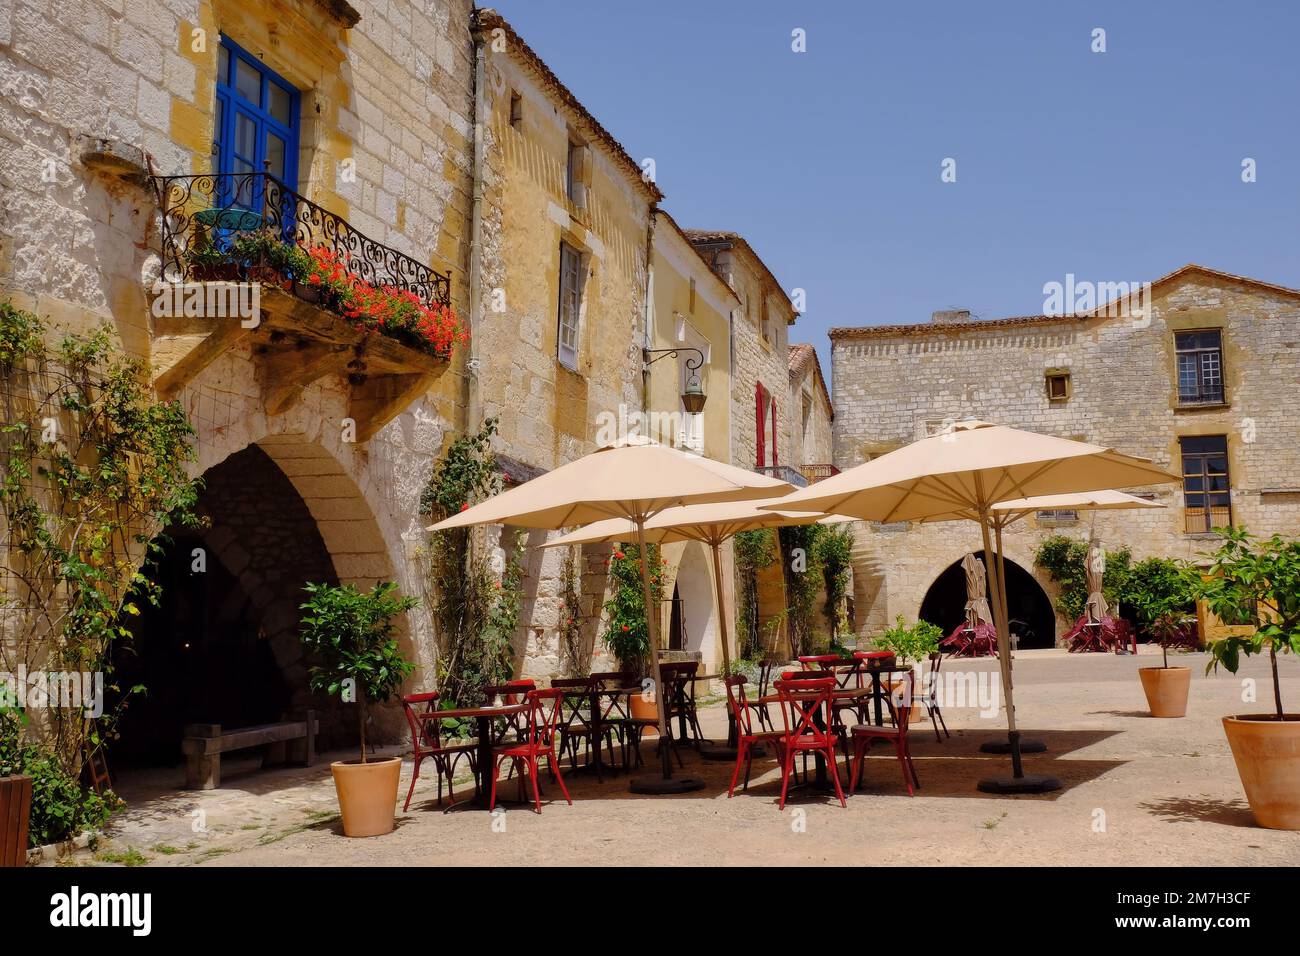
xmin=918 ymin=551 xmax=1057 ymax=650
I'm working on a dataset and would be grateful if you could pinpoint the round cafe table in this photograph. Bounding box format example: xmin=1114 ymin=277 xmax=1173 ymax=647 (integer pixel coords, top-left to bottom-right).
xmin=420 ymin=701 xmax=525 ymax=812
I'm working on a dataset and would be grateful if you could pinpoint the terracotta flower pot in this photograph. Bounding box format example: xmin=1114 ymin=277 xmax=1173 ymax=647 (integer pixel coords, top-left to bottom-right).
xmin=330 ymin=757 xmax=402 ymax=838
xmin=0 ymin=774 xmax=33 ymax=867
xmin=1222 ymin=715 xmax=1300 ymax=830
xmin=629 ymin=692 xmax=660 ymax=735
xmin=1138 ymin=666 xmax=1190 ymax=718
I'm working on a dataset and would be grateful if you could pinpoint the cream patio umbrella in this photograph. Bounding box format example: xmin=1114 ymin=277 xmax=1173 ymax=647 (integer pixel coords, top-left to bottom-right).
xmin=764 ymin=420 xmax=1180 ymax=793
xmin=542 ymin=500 xmax=856 ymax=757
xmin=427 ymin=436 xmax=792 ymax=793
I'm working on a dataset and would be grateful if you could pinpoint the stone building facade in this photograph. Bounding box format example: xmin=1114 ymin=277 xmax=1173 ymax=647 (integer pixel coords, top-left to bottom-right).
xmin=830 ymin=265 xmax=1300 ymax=645
xmin=0 ymin=0 xmax=488 ymax=746
xmin=787 ymin=342 xmax=834 ymax=476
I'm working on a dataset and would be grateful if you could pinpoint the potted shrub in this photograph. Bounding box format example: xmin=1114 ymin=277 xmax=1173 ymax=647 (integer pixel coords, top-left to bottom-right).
xmin=1194 ymin=528 xmax=1300 ymax=829
xmin=602 ymin=545 xmax=663 ymax=726
xmin=873 ymin=615 xmax=942 ymax=665
xmin=1137 ymin=613 xmax=1194 ymax=717
xmin=1127 ymin=558 xmax=1196 ymax=717
xmin=299 ymin=581 xmax=417 ymax=837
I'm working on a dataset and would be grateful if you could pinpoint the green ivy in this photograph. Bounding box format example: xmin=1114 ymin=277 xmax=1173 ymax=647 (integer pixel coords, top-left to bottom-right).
xmin=733 ymin=528 xmax=776 ymax=658
xmin=421 ymin=419 xmax=517 ymax=712
xmin=1033 ymin=535 xmax=1132 ymax=621
xmin=814 ymin=525 xmax=854 ymax=645
xmin=780 ymin=524 xmax=825 ymax=657
xmin=0 ymin=301 xmax=199 ymax=845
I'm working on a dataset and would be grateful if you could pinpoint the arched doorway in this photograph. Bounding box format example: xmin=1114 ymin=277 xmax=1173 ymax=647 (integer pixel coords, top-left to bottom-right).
xmin=672 ymin=543 xmax=716 ymax=661
xmin=110 ymin=435 xmax=399 ymax=767
xmin=918 ymin=552 xmax=1056 ymax=650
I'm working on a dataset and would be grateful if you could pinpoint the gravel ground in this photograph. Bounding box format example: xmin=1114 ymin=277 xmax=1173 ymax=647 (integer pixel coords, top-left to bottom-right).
xmin=68 ymin=646 xmax=1300 ymax=867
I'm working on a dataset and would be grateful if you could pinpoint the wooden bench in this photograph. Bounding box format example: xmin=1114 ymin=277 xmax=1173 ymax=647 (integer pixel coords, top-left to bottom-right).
xmin=181 ymin=711 xmax=318 ymax=790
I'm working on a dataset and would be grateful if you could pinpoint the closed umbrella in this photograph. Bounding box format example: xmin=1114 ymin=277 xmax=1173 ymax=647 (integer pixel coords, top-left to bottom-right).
xmin=764 ymin=420 xmax=1179 ymax=793
xmin=428 ymin=436 xmax=791 ymax=793
xmin=961 ymin=552 xmax=994 ymax=628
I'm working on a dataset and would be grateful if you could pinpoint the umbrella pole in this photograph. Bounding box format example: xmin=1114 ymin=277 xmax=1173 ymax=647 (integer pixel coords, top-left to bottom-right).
xmin=978 ymin=519 xmax=1050 ymax=759
xmin=629 ymin=514 xmax=705 ymax=794
xmin=977 ymin=511 xmax=1060 ymax=795
xmin=697 ymin=538 xmax=741 ymax=760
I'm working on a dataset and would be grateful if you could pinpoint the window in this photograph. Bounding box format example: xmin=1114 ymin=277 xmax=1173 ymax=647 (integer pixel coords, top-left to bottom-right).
xmin=557 ymin=242 xmax=583 ymax=370
xmin=1045 ymin=371 xmax=1071 ymax=402
xmin=1175 ymin=330 xmax=1225 ymax=405
xmin=509 ymin=91 xmax=523 ymax=130
xmin=1036 ymin=509 xmax=1078 ymax=522
xmin=760 ymin=297 xmax=771 ymax=342
xmin=1180 ymin=435 xmax=1231 ymax=533
xmin=214 ymin=37 xmax=299 ymax=191
xmin=755 ymin=383 xmax=777 ymax=468
xmin=688 ymin=277 xmax=696 ymax=314
xmin=566 ymin=139 xmax=587 ymax=207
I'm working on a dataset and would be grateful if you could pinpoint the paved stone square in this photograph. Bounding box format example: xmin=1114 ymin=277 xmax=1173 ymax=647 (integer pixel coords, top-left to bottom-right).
xmin=67 ymin=647 xmax=1300 ymax=868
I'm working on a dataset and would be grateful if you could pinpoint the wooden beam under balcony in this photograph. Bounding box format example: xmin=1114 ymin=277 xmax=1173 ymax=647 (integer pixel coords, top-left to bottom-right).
xmin=152 ymin=317 xmax=254 ymax=400
xmin=348 ymin=371 xmax=437 ymax=442
xmin=255 ymin=340 xmax=353 ymax=415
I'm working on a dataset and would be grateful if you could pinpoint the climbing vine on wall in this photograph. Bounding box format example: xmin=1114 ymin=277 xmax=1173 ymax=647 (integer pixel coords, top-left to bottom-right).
xmin=733 ymin=528 xmax=776 ymax=659
xmin=557 ymin=547 xmax=589 ymax=677
xmin=814 ymin=525 xmax=854 ymax=645
xmin=421 ymin=418 xmax=518 ymax=706
xmin=780 ymin=524 xmax=826 ymax=657
xmin=0 ymin=301 xmax=200 ymax=843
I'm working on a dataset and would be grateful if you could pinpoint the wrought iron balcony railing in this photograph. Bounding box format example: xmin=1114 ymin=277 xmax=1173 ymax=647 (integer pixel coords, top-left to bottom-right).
xmin=755 ymin=464 xmax=808 ymax=488
xmin=151 ymin=172 xmax=450 ymax=309
xmin=1177 ymin=384 xmax=1225 ymax=406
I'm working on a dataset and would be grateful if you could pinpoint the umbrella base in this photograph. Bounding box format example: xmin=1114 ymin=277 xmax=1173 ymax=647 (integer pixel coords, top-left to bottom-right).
xmin=697 ymin=742 xmax=738 ymax=761
xmin=629 ymin=775 xmax=706 ymax=794
xmin=977 ymin=773 xmax=1061 ymax=794
xmin=979 ymin=738 xmax=1047 ymax=754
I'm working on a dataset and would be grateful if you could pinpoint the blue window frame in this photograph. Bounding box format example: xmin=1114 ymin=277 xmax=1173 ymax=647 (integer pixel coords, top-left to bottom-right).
xmin=214 ymin=36 xmax=300 ymax=193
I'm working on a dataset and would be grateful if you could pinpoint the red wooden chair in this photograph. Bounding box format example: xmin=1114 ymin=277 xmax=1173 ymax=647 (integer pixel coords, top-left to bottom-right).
xmin=483 ymin=679 xmax=537 ymax=745
xmin=489 ymin=689 xmax=573 ymax=814
xmin=723 ymin=676 xmax=786 ymax=796
xmin=774 ymin=676 xmax=847 ymax=810
xmin=400 ymin=691 xmax=477 ymax=811
xmin=849 ymin=672 xmax=920 ymax=796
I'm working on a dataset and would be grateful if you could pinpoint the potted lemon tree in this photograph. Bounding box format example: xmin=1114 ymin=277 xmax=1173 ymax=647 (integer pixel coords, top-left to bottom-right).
xmin=299 ymin=581 xmax=417 ymax=838
xmin=1195 ymin=528 xmax=1300 ymax=830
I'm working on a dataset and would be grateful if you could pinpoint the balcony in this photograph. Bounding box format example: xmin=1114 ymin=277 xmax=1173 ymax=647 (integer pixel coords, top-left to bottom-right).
xmin=755 ymin=465 xmax=808 ymax=488
xmin=149 ymin=172 xmax=458 ymax=440
xmin=799 ymin=463 xmax=840 ymax=484
xmin=1177 ymin=384 xmax=1226 ymax=407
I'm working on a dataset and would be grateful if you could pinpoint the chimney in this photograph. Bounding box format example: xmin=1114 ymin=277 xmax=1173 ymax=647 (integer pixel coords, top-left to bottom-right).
xmin=931 ymin=309 xmax=971 ymax=324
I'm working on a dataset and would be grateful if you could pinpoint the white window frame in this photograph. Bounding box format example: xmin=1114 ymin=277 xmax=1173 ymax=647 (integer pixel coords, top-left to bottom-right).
xmin=557 ymin=242 xmax=583 ymax=370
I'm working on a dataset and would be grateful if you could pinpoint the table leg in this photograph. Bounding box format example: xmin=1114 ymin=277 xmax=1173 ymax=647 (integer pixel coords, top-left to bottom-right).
xmin=872 ymin=673 xmax=884 ymax=726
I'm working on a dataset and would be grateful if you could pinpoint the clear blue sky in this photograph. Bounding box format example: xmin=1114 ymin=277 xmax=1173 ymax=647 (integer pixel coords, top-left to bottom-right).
xmin=497 ymin=0 xmax=1300 ymax=372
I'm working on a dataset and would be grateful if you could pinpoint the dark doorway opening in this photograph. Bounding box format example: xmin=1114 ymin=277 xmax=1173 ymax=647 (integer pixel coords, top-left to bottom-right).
xmin=110 ymin=445 xmax=338 ymax=766
xmin=918 ymin=551 xmax=1056 ymax=650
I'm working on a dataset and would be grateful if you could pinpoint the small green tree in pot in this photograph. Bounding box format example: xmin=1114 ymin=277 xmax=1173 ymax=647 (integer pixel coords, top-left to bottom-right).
xmin=873 ymin=615 xmax=942 ymax=665
xmin=602 ymin=545 xmax=663 ymax=724
xmin=299 ymin=581 xmax=417 ymax=837
xmin=1193 ymin=528 xmax=1300 ymax=829
xmin=1126 ymin=558 xmax=1197 ymax=717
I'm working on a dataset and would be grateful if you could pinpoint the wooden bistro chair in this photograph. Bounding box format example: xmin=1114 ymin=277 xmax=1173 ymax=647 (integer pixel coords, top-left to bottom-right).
xmin=849 ymin=671 xmax=920 ymax=796
xmin=489 ymin=689 xmax=572 ymax=814
xmin=774 ymin=675 xmax=847 ymax=810
xmin=916 ymin=653 xmax=950 ymax=742
xmin=724 ymin=676 xmax=786 ymax=796
xmin=590 ymin=670 xmax=637 ymax=768
xmin=552 ymin=676 xmax=619 ymax=774
xmin=400 ymin=692 xmax=478 ymax=811
xmin=660 ymin=661 xmax=706 ymax=749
